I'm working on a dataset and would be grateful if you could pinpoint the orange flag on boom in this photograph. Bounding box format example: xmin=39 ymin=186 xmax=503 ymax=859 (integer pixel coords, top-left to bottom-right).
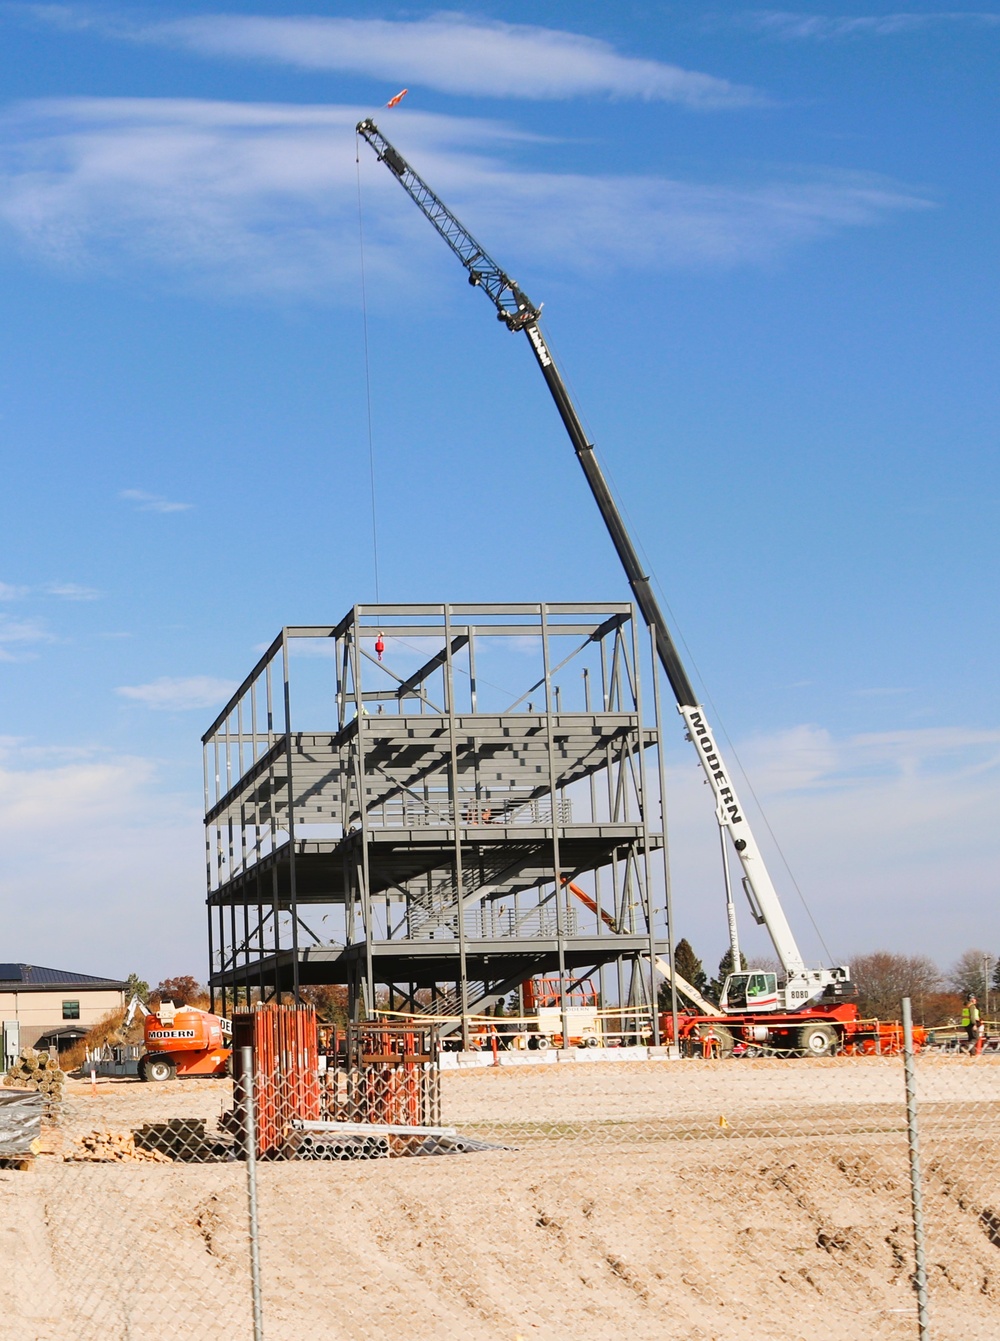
xmin=386 ymin=88 xmax=408 ymax=109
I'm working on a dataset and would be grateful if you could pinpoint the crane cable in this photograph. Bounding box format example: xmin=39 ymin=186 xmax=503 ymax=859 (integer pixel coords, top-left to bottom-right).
xmin=355 ymin=134 xmax=381 ymax=602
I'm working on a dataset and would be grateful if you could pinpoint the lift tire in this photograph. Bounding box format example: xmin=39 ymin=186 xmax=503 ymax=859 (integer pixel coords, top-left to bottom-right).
xmin=143 ymin=1056 xmax=177 ymax=1083
xmin=535 ymin=1037 xmax=551 ymax=1051
xmin=798 ymin=1025 xmax=838 ymax=1058
xmin=584 ymin=1035 xmax=600 ymax=1048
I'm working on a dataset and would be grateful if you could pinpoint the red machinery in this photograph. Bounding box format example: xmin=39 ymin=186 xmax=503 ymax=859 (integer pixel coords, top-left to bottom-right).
xmin=659 ymin=999 xmax=926 ymax=1058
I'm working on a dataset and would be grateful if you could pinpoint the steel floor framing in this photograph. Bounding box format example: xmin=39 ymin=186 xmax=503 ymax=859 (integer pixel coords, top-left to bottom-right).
xmin=204 ymin=603 xmax=672 ymax=1034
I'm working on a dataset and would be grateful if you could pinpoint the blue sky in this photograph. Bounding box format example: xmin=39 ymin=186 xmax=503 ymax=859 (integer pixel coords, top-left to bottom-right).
xmin=0 ymin=2 xmax=997 ymax=985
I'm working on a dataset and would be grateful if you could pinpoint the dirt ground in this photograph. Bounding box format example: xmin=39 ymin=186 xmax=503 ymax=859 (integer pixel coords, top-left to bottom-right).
xmin=2 ymin=1057 xmax=998 ymax=1340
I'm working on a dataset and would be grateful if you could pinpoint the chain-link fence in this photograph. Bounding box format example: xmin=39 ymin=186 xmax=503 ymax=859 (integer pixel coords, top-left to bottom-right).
xmin=2 ymin=1003 xmax=998 ymax=1340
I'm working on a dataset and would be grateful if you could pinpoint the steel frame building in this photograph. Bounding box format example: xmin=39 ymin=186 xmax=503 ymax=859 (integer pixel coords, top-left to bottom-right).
xmin=204 ymin=602 xmax=671 ymax=1041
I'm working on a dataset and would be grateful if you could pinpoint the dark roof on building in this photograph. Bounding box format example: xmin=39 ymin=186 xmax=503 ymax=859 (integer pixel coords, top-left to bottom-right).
xmin=0 ymin=964 xmax=128 ymax=992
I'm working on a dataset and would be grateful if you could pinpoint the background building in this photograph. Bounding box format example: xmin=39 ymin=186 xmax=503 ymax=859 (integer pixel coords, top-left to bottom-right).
xmin=0 ymin=964 xmax=128 ymax=1059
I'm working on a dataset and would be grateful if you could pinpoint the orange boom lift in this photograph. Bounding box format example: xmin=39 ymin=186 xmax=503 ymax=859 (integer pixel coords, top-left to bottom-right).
xmin=127 ymin=997 xmax=232 ymax=1082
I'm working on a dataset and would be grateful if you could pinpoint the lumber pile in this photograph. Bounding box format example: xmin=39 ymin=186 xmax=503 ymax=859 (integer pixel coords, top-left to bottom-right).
xmin=65 ymin=1130 xmax=173 ymax=1164
xmin=35 ymin=1125 xmax=64 ymax=1157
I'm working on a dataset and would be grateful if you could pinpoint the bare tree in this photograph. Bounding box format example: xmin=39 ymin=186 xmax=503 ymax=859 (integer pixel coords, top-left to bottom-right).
xmin=850 ymin=952 xmax=940 ymax=1022
xmin=747 ymin=956 xmax=781 ymax=974
xmin=947 ymin=948 xmax=992 ymax=1000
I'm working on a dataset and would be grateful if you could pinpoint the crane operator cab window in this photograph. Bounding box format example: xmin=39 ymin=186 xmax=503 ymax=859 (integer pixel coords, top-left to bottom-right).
xmin=722 ymin=972 xmax=778 ymax=1012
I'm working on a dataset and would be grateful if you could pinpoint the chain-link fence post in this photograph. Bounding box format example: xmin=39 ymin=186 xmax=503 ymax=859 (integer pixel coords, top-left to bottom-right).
xmin=902 ymin=996 xmax=930 ymax=1341
xmin=241 ymin=1045 xmax=265 ymax=1341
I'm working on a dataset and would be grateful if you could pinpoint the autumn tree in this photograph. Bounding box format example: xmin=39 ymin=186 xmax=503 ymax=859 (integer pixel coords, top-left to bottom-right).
xmin=299 ymin=984 xmax=350 ymax=1028
xmin=850 ymin=952 xmax=940 ymax=1022
xmin=154 ymin=976 xmax=202 ymax=1006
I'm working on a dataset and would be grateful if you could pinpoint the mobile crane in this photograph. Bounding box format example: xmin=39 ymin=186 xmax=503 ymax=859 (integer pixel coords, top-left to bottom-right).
xmin=357 ymin=120 xmax=858 ymax=1056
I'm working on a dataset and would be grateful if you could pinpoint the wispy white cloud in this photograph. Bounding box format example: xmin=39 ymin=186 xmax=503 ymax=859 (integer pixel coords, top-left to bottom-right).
xmin=0 ymin=738 xmax=203 ymax=978
xmin=116 ymin=674 xmax=238 ymax=711
xmin=735 ymin=722 xmax=1000 ymax=796
xmin=0 ymin=98 xmax=929 ymax=297
xmin=853 ymin=686 xmax=915 ymax=697
xmin=1 ymin=578 xmax=100 ymax=600
xmin=745 ymin=10 xmax=1000 ymax=39
xmin=43 ymin=580 xmax=101 ymax=600
xmin=119 ymin=487 xmax=192 ymax=513
xmin=664 ymin=722 xmax=1000 ymax=965
xmin=0 ymin=613 xmax=53 ymax=660
xmin=25 ymin=9 xmax=763 ymax=110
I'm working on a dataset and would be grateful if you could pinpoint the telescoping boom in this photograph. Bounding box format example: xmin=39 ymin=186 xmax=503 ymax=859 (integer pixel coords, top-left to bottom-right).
xmin=356 ymin=119 xmax=850 ymax=1013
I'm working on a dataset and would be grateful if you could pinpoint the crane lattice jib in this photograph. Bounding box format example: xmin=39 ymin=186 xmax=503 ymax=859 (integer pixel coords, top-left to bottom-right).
xmin=356 ymin=119 xmax=539 ymax=330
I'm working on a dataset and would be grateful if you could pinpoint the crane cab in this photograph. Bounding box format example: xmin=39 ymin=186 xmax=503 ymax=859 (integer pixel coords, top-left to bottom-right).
xmin=720 ymin=972 xmax=779 ymax=1013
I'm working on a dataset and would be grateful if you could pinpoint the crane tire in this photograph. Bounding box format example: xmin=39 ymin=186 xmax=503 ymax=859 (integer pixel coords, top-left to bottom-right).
xmin=798 ymin=1025 xmax=838 ymax=1058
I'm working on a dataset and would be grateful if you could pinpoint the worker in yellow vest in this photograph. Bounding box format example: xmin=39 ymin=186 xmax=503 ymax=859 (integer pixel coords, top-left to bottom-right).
xmin=961 ymin=994 xmax=982 ymax=1053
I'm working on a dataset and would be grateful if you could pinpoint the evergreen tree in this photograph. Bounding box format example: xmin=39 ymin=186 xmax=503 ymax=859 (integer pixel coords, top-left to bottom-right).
xmin=709 ymin=948 xmax=748 ymax=1001
xmin=658 ymin=938 xmax=709 ymax=1008
xmin=125 ymin=972 xmax=149 ymax=1003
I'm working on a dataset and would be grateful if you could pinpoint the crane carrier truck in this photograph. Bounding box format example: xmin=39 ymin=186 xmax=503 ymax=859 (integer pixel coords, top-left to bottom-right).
xmin=357 ymin=120 xmax=914 ymax=1058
